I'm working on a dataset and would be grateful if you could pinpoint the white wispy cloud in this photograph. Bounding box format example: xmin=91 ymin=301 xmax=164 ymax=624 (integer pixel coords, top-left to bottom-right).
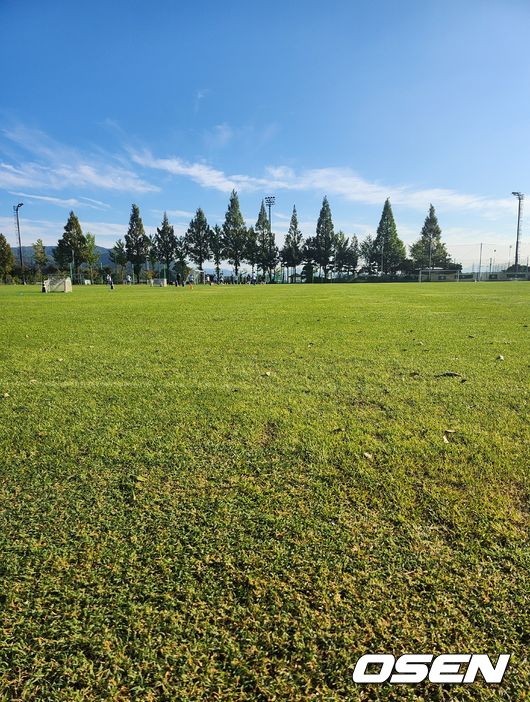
xmin=0 ymin=126 xmax=159 ymax=194
xmin=130 ymin=148 xmax=271 ymax=193
xmin=9 ymin=191 xmax=109 ymax=210
xmin=131 ymin=148 xmax=514 ymax=218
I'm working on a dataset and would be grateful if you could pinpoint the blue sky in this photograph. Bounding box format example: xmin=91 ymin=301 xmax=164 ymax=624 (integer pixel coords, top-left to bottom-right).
xmin=1 ymin=0 xmax=529 ymax=270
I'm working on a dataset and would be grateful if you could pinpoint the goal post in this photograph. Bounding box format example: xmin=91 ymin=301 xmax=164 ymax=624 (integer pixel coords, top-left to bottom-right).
xmin=43 ymin=276 xmax=73 ymax=293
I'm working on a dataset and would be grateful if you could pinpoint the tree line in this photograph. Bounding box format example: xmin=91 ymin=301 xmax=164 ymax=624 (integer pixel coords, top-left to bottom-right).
xmin=0 ymin=192 xmax=458 ymax=283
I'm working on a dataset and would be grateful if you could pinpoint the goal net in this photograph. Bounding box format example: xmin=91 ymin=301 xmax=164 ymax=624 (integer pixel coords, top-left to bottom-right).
xmin=43 ymin=276 xmax=73 ymax=293
xmin=150 ymin=278 xmax=167 ymax=287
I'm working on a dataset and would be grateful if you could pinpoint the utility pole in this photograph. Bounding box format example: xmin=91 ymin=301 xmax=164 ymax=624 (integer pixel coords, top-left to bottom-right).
xmin=512 ymin=192 xmax=524 ymax=273
xmin=13 ymin=203 xmax=25 ymax=284
xmin=477 ymin=242 xmax=483 ymax=281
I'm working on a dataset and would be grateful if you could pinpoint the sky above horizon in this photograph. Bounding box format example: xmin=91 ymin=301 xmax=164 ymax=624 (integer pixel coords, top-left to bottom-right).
xmin=1 ymin=0 xmax=529 ymax=271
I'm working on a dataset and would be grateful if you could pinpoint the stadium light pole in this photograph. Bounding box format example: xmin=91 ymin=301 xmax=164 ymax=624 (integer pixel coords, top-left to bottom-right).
xmin=14 ymin=203 xmax=25 ymax=284
xmin=512 ymin=192 xmax=524 ymax=273
xmin=264 ymin=196 xmax=275 ymax=283
xmin=264 ymin=196 xmax=275 ymax=232
xmin=508 ymin=245 xmax=512 ymax=269
xmin=477 ymin=243 xmax=483 ymax=281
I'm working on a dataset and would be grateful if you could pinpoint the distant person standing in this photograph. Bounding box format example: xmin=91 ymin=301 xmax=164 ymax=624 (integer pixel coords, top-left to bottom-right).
xmin=251 ymin=271 xmax=256 ymax=285
xmin=106 ymin=274 xmax=114 ymax=290
xmin=126 ymin=274 xmax=132 ymax=285
xmin=176 ymin=273 xmax=181 ymax=287
xmin=188 ymin=272 xmax=194 ymax=289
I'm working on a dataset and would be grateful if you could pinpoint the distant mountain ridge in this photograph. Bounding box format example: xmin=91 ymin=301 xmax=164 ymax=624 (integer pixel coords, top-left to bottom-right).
xmin=11 ymin=245 xmax=113 ymax=268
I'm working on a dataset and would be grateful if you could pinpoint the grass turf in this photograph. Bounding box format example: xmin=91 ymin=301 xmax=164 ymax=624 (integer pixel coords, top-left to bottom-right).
xmin=0 ymin=281 xmax=528 ymax=701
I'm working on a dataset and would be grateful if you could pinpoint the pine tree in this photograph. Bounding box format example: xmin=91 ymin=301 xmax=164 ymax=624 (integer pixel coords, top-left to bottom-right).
xmin=255 ymin=201 xmax=278 ymax=280
xmin=280 ymin=206 xmax=304 ymax=282
xmin=374 ymin=199 xmax=406 ymax=274
xmin=0 ymin=234 xmax=15 ymax=282
xmin=174 ymin=235 xmax=189 ymax=279
xmin=147 ymin=235 xmax=158 ymax=275
xmin=221 ymin=190 xmax=247 ymax=278
xmin=210 ymin=224 xmax=224 ymax=281
xmin=53 ymin=211 xmax=87 ymax=275
xmin=85 ymin=232 xmax=100 ymax=283
xmin=346 ymin=235 xmax=359 ymax=275
xmin=315 ymin=196 xmax=336 ymax=280
xmin=155 ymin=212 xmax=177 ymax=280
xmin=410 ymin=204 xmax=451 ymax=269
xmin=186 ymin=208 xmax=211 ymax=271
xmin=360 ymin=234 xmax=378 ymax=273
xmin=32 ymin=239 xmax=48 ymax=276
xmin=125 ymin=204 xmax=149 ymax=282
xmin=255 ymin=201 xmax=270 ymax=279
xmin=334 ymin=231 xmax=349 ymax=277
xmin=244 ymin=226 xmax=259 ymax=274
xmin=110 ymin=239 xmax=128 ymax=280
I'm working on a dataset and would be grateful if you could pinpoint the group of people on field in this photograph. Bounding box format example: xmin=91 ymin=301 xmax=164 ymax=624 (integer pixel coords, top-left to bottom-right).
xmin=106 ymin=270 xmax=263 ymax=289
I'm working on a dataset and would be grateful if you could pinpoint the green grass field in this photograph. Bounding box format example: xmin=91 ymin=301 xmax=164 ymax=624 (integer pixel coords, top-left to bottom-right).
xmin=0 ymin=282 xmax=528 ymax=701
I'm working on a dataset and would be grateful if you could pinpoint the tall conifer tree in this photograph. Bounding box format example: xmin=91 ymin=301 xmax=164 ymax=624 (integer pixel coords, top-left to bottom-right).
xmin=374 ymin=199 xmax=406 ymax=274
xmin=280 ymin=205 xmax=304 ymax=281
xmin=53 ymin=211 xmax=87 ymax=274
xmin=155 ymin=212 xmax=177 ymax=280
xmin=222 ymin=190 xmax=247 ymax=278
xmin=125 ymin=204 xmax=149 ymax=282
xmin=410 ymin=204 xmax=451 ymax=269
xmin=186 ymin=208 xmax=211 ymax=271
xmin=315 ymin=196 xmax=336 ymax=280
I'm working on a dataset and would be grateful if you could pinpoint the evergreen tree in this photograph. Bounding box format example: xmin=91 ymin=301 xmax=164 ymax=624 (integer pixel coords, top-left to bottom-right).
xmin=280 ymin=205 xmax=304 ymax=282
xmin=314 ymin=196 xmax=336 ymax=280
xmin=53 ymin=211 xmax=87 ymax=276
xmin=0 ymin=234 xmax=15 ymax=282
xmin=374 ymin=199 xmax=406 ymax=273
xmin=174 ymin=235 xmax=189 ymax=279
xmin=147 ymin=235 xmax=158 ymax=275
xmin=334 ymin=231 xmax=350 ymax=277
xmin=255 ymin=201 xmax=270 ymax=279
xmin=186 ymin=208 xmax=211 ymax=271
xmin=254 ymin=201 xmax=278 ymax=280
xmin=302 ymin=235 xmax=318 ymax=282
xmin=125 ymin=204 xmax=149 ymax=282
xmin=410 ymin=204 xmax=451 ymax=269
xmin=154 ymin=212 xmax=177 ymax=281
xmin=221 ymin=190 xmax=247 ymax=278
xmin=85 ymin=232 xmax=100 ymax=283
xmin=244 ymin=226 xmax=259 ymax=274
xmin=346 ymin=235 xmax=359 ymax=275
xmin=210 ymin=224 xmax=224 ymax=281
xmin=32 ymin=238 xmax=48 ymax=277
xmin=110 ymin=239 xmax=128 ymax=280
xmin=359 ymin=234 xmax=378 ymax=273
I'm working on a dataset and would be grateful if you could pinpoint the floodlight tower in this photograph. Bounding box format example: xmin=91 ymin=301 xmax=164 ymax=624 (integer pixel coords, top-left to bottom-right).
xmin=264 ymin=196 xmax=275 ymax=231
xmin=13 ymin=202 xmax=25 ymax=284
xmin=512 ymin=192 xmax=524 ymax=273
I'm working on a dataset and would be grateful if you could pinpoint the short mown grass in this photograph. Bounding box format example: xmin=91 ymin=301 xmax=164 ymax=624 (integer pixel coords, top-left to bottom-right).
xmin=0 ymin=282 xmax=528 ymax=701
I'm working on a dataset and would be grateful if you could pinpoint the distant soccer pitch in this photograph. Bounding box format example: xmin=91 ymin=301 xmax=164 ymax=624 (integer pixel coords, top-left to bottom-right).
xmin=1 ymin=282 xmax=528 ymax=700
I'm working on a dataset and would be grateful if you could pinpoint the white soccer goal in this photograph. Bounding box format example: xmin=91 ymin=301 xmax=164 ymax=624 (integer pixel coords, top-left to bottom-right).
xmin=150 ymin=278 xmax=167 ymax=287
xmin=43 ymin=276 xmax=73 ymax=293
